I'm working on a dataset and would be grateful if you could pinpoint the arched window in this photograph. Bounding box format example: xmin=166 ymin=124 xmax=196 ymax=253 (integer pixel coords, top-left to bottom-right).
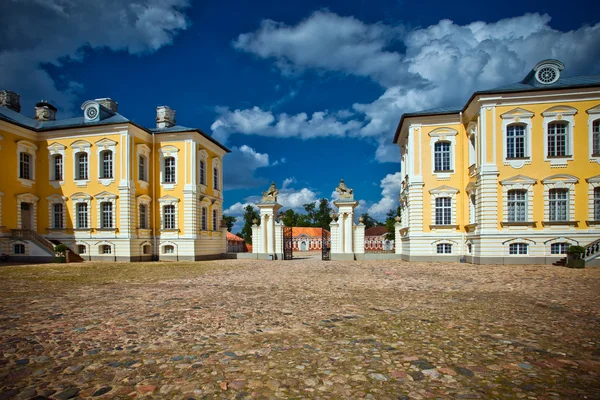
xmin=76 ymin=203 xmax=88 ymax=228
xmin=547 ymin=121 xmax=569 ymax=157
xmin=163 ymin=245 xmax=174 ymax=254
xmin=551 ymin=243 xmax=569 ymax=255
xmin=509 ymin=243 xmax=528 ymax=255
xmin=549 ymin=189 xmax=568 ymax=221
xmin=433 ymin=142 xmax=451 ymax=172
xmin=595 ymin=187 xmax=600 ymax=221
xmin=164 ymin=205 xmax=176 ymax=229
xmin=52 ymin=154 xmax=63 ymax=181
xmin=76 ymin=152 xmax=88 ymax=180
xmin=201 ymin=207 xmax=207 ymax=230
xmin=164 ymin=157 xmax=176 ymax=183
xmin=53 ymin=203 xmax=63 ymax=229
xmin=435 ymin=197 xmax=451 ymax=225
xmin=101 ymin=202 xmax=113 ymax=228
xmin=100 ymin=150 xmax=113 ymax=179
xmin=142 ymin=244 xmax=151 ymax=254
xmin=200 ymin=160 xmax=206 ymax=185
xmin=506 ymin=124 xmax=526 ymax=159
xmin=77 ymin=245 xmax=86 ymax=254
xmin=507 ymin=190 xmax=527 ymax=222
xmin=212 ymin=209 xmax=218 ymax=231
xmin=213 ymin=166 xmax=219 ymax=189
xmin=19 ymin=152 xmax=31 ymax=179
xmin=139 ymin=204 xmax=148 ymax=229
xmin=593 ymin=120 xmax=600 ymax=155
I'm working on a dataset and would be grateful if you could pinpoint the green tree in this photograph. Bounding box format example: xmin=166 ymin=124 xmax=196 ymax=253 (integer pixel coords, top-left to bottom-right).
xmin=221 ymin=215 xmax=236 ymax=232
xmin=360 ymin=212 xmax=381 ymax=230
xmin=303 ymin=202 xmax=316 ymax=226
xmin=314 ymin=198 xmax=333 ymax=229
xmin=296 ymin=214 xmax=312 ymax=227
xmin=281 ymin=209 xmax=299 ymax=227
xmin=385 ymin=206 xmax=401 ymax=241
xmin=241 ymin=205 xmax=259 ymax=244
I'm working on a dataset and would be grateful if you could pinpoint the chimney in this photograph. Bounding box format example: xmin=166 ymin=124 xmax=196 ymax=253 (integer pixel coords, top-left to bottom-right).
xmin=95 ymin=98 xmax=118 ymax=112
xmin=34 ymin=101 xmax=57 ymax=121
xmin=156 ymin=106 xmax=176 ymax=129
xmin=0 ymin=90 xmax=21 ymax=112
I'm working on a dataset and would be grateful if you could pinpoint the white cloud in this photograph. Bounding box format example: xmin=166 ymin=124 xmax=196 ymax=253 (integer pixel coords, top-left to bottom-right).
xmin=225 ymin=11 xmax=600 ymax=162
xmin=224 ymin=145 xmax=271 ymax=190
xmin=0 ymin=0 xmax=190 ymax=114
xmin=367 ymin=172 xmax=402 ymax=220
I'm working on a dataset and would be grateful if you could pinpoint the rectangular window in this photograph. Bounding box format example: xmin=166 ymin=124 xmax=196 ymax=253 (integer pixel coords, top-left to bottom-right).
xmin=101 ymin=202 xmax=113 ymax=229
xmin=509 ymin=243 xmax=528 ymax=255
xmin=77 ymin=153 xmax=88 ymax=180
xmin=435 ymin=197 xmax=452 ymax=225
xmin=507 ymin=190 xmax=527 ymax=222
xmin=213 ymin=167 xmax=219 ymax=189
xmin=549 ymin=189 xmax=568 ymax=221
xmin=139 ymin=204 xmax=147 ymax=229
xmin=507 ymin=124 xmax=526 ymax=158
xmin=139 ymin=156 xmax=146 ymax=181
xmin=593 ymin=120 xmax=600 ymax=155
xmin=212 ymin=209 xmax=218 ymax=231
xmin=101 ymin=151 xmax=113 ymax=179
xmin=469 ymin=195 xmax=476 ymax=224
xmin=200 ymin=160 xmax=206 ymax=185
xmin=201 ymin=207 xmax=207 ymax=230
xmin=436 ymin=243 xmax=452 ymax=254
xmin=595 ymin=187 xmax=600 ymax=221
xmin=53 ymin=155 xmax=63 ymax=181
xmin=77 ymin=245 xmax=86 ymax=254
xmin=102 ymin=245 xmax=111 ymax=254
xmin=164 ymin=157 xmax=176 ymax=183
xmin=14 ymin=244 xmax=25 ymax=254
xmin=551 ymin=243 xmax=569 ymax=255
xmin=53 ymin=203 xmax=64 ymax=229
xmin=434 ymin=142 xmax=451 ymax=172
xmin=19 ymin=152 xmax=31 ymax=180
xmin=164 ymin=205 xmax=176 ymax=230
xmin=547 ymin=122 xmax=568 ymax=157
xmin=76 ymin=203 xmax=88 ymax=229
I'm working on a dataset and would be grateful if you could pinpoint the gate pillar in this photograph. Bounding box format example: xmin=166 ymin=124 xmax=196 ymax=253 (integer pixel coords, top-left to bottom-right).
xmin=254 ymin=182 xmax=282 ymax=260
xmin=331 ymin=179 xmax=358 ymax=260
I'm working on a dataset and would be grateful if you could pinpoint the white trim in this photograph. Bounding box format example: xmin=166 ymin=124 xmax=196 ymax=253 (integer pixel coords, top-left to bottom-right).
xmin=46 ymin=194 xmax=68 ymax=231
xmin=16 ymin=140 xmax=38 ymax=187
xmin=212 ymin=156 xmax=222 ymax=196
xmin=432 ymin=239 xmax=458 ymax=255
xmin=542 ymin=106 xmax=577 ymax=166
xmin=501 ymin=108 xmax=533 ymax=169
xmin=47 ymin=142 xmax=66 ymax=187
xmin=71 ymin=140 xmax=91 ymax=187
xmin=95 ymin=191 xmax=118 ymax=230
xmin=586 ymin=174 xmax=600 ymax=222
xmin=137 ymin=195 xmax=152 ymax=233
xmin=71 ymin=192 xmax=92 ymax=232
xmin=95 ymin=138 xmax=117 ymax=186
xmin=429 ymin=185 xmax=459 ymax=228
xmin=136 ymin=143 xmax=150 ymax=189
xmin=467 ymin=122 xmax=477 ymax=168
xmin=198 ymin=149 xmax=208 ymax=190
xmin=542 ymin=174 xmax=578 ymax=223
xmin=16 ymin=193 xmax=39 ymax=231
xmin=544 ymin=237 xmax=578 ymax=256
xmin=500 ymin=175 xmax=536 ymax=225
xmin=158 ymin=195 xmax=180 ymax=234
xmin=429 ymin=127 xmax=457 ymax=180
xmin=587 ymin=105 xmax=600 ymax=164
xmin=160 ymin=241 xmax=178 ymax=255
xmin=159 ymin=146 xmax=179 ymax=190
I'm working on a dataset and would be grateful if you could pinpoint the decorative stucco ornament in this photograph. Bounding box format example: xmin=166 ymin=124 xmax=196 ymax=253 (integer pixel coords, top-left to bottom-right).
xmin=336 ymin=179 xmax=354 ymax=200
xmin=261 ymin=181 xmax=279 ymax=202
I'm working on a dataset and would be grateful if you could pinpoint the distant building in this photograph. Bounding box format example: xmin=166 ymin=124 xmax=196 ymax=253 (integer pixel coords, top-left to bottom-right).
xmin=292 ymin=227 xmax=327 ymax=251
xmin=364 ymin=226 xmax=394 ymax=252
xmin=226 ymin=232 xmax=246 ymax=253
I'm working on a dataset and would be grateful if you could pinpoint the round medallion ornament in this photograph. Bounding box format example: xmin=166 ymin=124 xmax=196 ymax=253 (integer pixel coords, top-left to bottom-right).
xmin=86 ymin=107 xmax=98 ymax=119
xmin=536 ymin=66 xmax=559 ymax=85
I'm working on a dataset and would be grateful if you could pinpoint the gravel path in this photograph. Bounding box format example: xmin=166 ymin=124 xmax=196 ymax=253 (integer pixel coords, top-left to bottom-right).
xmin=0 ymin=259 xmax=599 ymax=399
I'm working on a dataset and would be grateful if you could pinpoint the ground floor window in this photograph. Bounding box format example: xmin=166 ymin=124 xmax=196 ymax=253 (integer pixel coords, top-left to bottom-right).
xmin=467 ymin=243 xmax=472 ymax=254
xmin=550 ymin=242 xmax=569 ymax=255
xmin=436 ymin=243 xmax=452 ymax=254
xmin=101 ymin=245 xmax=112 ymax=254
xmin=77 ymin=245 xmax=86 ymax=254
xmin=509 ymin=243 xmax=528 ymax=255
xmin=143 ymin=245 xmax=151 ymax=254
xmin=14 ymin=244 xmax=25 ymax=254
xmin=163 ymin=245 xmax=175 ymax=254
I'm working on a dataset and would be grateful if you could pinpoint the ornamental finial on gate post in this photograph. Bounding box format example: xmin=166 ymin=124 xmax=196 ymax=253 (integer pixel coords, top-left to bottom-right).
xmin=336 ymin=179 xmax=354 ymax=200
xmin=261 ymin=181 xmax=279 ymax=202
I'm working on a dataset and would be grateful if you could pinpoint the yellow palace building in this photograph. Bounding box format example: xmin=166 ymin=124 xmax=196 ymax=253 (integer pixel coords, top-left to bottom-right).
xmin=0 ymin=92 xmax=230 ymax=262
xmin=394 ymin=60 xmax=600 ymax=265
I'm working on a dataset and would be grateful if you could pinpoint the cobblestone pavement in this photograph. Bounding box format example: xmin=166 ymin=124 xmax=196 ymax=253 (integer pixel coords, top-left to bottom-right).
xmin=1 ymin=259 xmax=599 ymax=399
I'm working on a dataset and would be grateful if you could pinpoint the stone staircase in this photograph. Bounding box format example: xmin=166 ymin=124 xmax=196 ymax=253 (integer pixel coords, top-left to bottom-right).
xmin=553 ymin=238 xmax=600 ymax=267
xmin=10 ymin=229 xmax=83 ymax=262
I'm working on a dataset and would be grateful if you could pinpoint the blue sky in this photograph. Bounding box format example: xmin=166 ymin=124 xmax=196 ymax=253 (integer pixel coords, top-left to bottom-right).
xmin=2 ymin=0 xmax=600 ymax=232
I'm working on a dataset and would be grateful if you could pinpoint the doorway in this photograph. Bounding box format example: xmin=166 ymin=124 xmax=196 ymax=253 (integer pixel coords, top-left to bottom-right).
xmin=21 ymin=203 xmax=32 ymax=230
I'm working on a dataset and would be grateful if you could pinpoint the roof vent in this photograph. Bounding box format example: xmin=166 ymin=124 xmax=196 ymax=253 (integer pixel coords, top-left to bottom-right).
xmin=156 ymin=106 xmax=176 ymax=129
xmin=0 ymin=90 xmax=21 ymax=113
xmin=533 ymin=59 xmax=564 ymax=85
xmin=35 ymin=101 xmax=57 ymax=121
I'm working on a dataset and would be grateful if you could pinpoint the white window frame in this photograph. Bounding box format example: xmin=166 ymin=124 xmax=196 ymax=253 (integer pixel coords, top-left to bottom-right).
xmin=429 ymin=185 xmax=458 ymax=229
xmin=587 ymin=105 xmax=600 ymax=164
xmin=76 ymin=243 xmax=88 ymax=255
xmin=161 ymin=241 xmax=177 ymax=255
xmin=212 ymin=208 xmax=218 ymax=231
xmin=201 ymin=206 xmax=208 ymax=230
xmin=16 ymin=193 xmax=39 ymax=231
xmin=136 ymin=143 xmax=150 ymax=190
xmin=542 ymin=174 xmax=577 ymax=225
xmin=506 ymin=189 xmax=528 ymax=223
xmin=436 ymin=243 xmax=452 ymax=254
xmin=71 ymin=141 xmax=91 ymax=187
xmin=46 ymin=194 xmax=67 ymax=231
xmin=509 ymin=243 xmax=528 ymax=255
xmin=47 ymin=143 xmax=66 ymax=188
xmin=163 ymin=204 xmax=176 ymax=230
xmin=587 ymin=175 xmax=600 ymax=224
xmin=466 ymin=182 xmax=477 ymax=227
xmin=99 ymin=243 xmax=113 ymax=254
xmin=542 ymin=106 xmax=576 ymax=166
xmin=16 ymin=140 xmax=38 ymax=187
xmin=95 ymin=138 xmax=117 ymax=186
xmin=432 ymin=239 xmax=456 ymax=255
xmin=159 ymin=146 xmax=179 ymax=190
xmin=72 ymin=193 xmax=92 ymax=230
xmin=212 ymin=157 xmax=221 ymax=194
xmin=433 ymin=141 xmax=452 ymax=172
xmin=501 ymin=108 xmax=533 ymax=169
xmin=95 ymin=192 xmax=117 ymax=231
xmin=158 ymin=195 xmax=179 ymax=233
xmin=500 ymin=175 xmax=536 ymax=226
xmin=198 ymin=149 xmax=208 ymax=189
xmin=137 ymin=195 xmax=151 ymax=233
xmin=13 ymin=242 xmax=26 ymax=255
xmin=428 ymin=128 xmax=457 ymax=179
xmin=467 ymin=122 xmax=477 ymax=168
xmin=545 ymin=237 xmax=578 ymax=256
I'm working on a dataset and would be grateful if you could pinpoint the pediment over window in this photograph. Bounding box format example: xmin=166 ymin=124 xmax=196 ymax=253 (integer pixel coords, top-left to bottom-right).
xmin=47 ymin=142 xmax=66 ymax=152
xmin=46 ymin=194 xmax=67 ymax=202
xmin=429 ymin=185 xmax=459 ymax=195
xmin=137 ymin=194 xmax=152 ymax=203
xmin=158 ymin=195 xmax=179 ymax=203
xmin=17 ymin=193 xmax=39 ymax=202
xmin=198 ymin=195 xmax=212 ymax=204
xmin=71 ymin=140 xmax=91 ymax=149
xmin=198 ymin=149 xmax=208 ymax=159
xmin=17 ymin=140 xmax=38 ymax=151
xmin=502 ymin=237 xmax=536 ymax=245
xmin=542 ymin=105 xmax=578 ymax=117
xmin=71 ymin=192 xmax=91 ymax=200
xmin=586 ymin=174 xmax=600 ymax=184
xmin=95 ymin=138 xmax=117 ymax=148
xmin=500 ymin=107 xmax=534 ymax=119
xmin=587 ymin=104 xmax=600 ymax=116
xmin=543 ymin=237 xmax=578 ymax=245
xmin=159 ymin=145 xmax=179 ymax=155
xmin=542 ymin=174 xmax=578 ymax=185
xmin=428 ymin=127 xmax=458 ymax=137
xmin=500 ymin=175 xmax=537 ymax=187
xmin=95 ymin=191 xmax=117 ymax=200
xmin=137 ymin=143 xmax=150 ymax=153
xmin=432 ymin=239 xmax=458 ymax=245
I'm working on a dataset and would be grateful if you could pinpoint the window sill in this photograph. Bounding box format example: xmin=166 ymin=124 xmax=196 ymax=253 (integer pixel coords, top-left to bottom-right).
xmin=138 ymin=180 xmax=149 ymax=190
xmin=161 ymin=182 xmax=176 ymax=190
xmin=47 ymin=228 xmax=66 ymax=232
xmin=98 ymin=178 xmax=115 ymax=186
xmin=73 ymin=228 xmax=91 ymax=231
xmin=433 ymin=170 xmax=453 ymax=173
xmin=429 ymin=224 xmax=458 ymax=229
xmin=160 ymin=229 xmax=179 ymax=232
xmin=547 ymin=155 xmax=572 ymax=159
xmin=586 ymin=220 xmax=600 ymax=225
xmin=75 ymin=179 xmax=90 ymax=187
xmin=96 ymin=228 xmax=116 ymax=231
xmin=506 ymin=157 xmax=530 ymax=160
xmin=542 ymin=220 xmax=578 ymax=226
xmin=18 ymin=178 xmax=34 ymax=187
xmin=49 ymin=180 xmax=64 ymax=188
xmin=501 ymin=221 xmax=536 ymax=227
xmin=465 ymin=223 xmax=478 ymax=232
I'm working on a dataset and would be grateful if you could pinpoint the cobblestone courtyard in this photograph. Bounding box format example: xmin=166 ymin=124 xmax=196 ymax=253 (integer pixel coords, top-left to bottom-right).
xmin=0 ymin=259 xmax=599 ymax=399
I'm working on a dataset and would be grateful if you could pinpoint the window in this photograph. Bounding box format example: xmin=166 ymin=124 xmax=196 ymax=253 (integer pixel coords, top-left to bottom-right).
xmin=595 ymin=187 xmax=600 ymax=221
xmin=213 ymin=167 xmax=219 ymax=189
xmin=76 ymin=203 xmax=88 ymax=228
xmin=142 ymin=245 xmax=151 ymax=254
xmin=509 ymin=243 xmax=528 ymax=254
xmin=506 ymin=124 xmax=526 ymax=159
xmin=164 ymin=205 xmax=176 ymax=229
xmin=201 ymin=207 xmax=207 ymax=230
xmin=77 ymin=245 xmax=86 ymax=254
xmin=14 ymin=244 xmax=25 ymax=254
xmin=594 ymin=120 xmax=600 ymax=156
xmin=551 ymin=243 xmax=569 ymax=255
xmin=53 ymin=203 xmax=64 ymax=229
xmin=164 ymin=157 xmax=176 ymax=183
xmin=469 ymin=195 xmax=476 ymax=224
xmin=164 ymin=245 xmax=174 ymax=254
xmin=101 ymin=245 xmax=112 ymax=254
xmin=435 ymin=197 xmax=452 ymax=225
xmin=507 ymin=190 xmax=527 ymax=222
xmin=200 ymin=160 xmax=206 ymax=185
xmin=434 ymin=142 xmax=451 ymax=172
xmin=139 ymin=204 xmax=148 ymax=229
xmin=53 ymin=155 xmax=63 ymax=181
xmin=19 ymin=153 xmax=31 ymax=180
xmin=549 ymin=189 xmax=568 ymax=221
xmin=212 ymin=209 xmax=218 ymax=231
xmin=467 ymin=243 xmax=472 ymax=254
xmin=76 ymin=152 xmax=88 ymax=180
xmin=547 ymin=122 xmax=569 ymax=157
xmin=139 ymin=155 xmax=146 ymax=181
xmin=436 ymin=243 xmax=452 ymax=254
xmin=101 ymin=202 xmax=113 ymax=229
xmin=100 ymin=151 xmax=113 ymax=179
